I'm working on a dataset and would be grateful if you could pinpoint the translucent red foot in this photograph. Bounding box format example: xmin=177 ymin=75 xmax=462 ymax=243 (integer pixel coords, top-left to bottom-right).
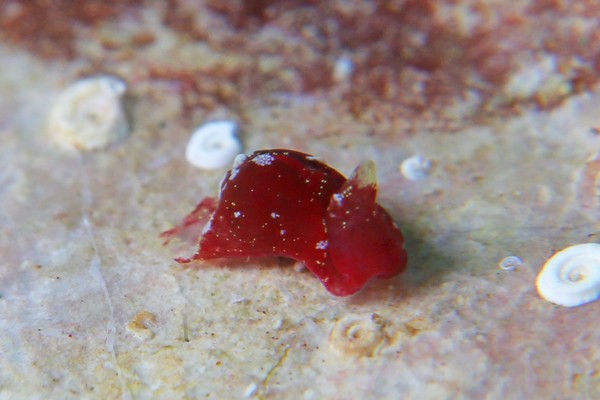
xmin=160 ymin=197 xmax=217 ymax=246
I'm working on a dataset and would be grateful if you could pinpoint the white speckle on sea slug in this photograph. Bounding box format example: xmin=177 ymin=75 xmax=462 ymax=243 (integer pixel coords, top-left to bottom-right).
xmin=251 ymin=153 xmax=274 ymax=166
xmin=400 ymin=155 xmax=432 ymax=181
xmin=186 ymin=120 xmax=243 ymax=169
xmin=499 ymin=255 xmax=523 ymax=271
xmin=270 ymin=212 xmax=280 ymax=219
xmin=47 ymin=75 xmax=129 ymax=151
xmin=536 ymin=243 xmax=600 ymax=307
xmin=315 ymin=240 xmax=328 ymax=250
xmin=332 ymin=193 xmax=344 ymax=204
xmin=233 ymin=211 xmax=242 ymax=218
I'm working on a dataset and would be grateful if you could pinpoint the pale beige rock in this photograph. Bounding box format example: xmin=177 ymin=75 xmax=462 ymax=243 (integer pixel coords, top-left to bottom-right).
xmin=2 ymin=1 xmax=600 ymax=398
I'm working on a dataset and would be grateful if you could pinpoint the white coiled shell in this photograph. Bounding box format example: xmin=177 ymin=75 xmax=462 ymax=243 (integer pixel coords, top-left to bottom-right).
xmin=536 ymin=243 xmax=600 ymax=307
xmin=329 ymin=314 xmax=385 ymax=357
xmin=400 ymin=154 xmax=431 ymax=181
xmin=185 ymin=120 xmax=242 ymax=169
xmin=47 ymin=76 xmax=129 ymax=151
xmin=499 ymin=255 xmax=523 ymax=271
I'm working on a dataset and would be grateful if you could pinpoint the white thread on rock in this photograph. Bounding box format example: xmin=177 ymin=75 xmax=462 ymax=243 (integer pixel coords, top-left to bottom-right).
xmin=251 ymin=153 xmax=275 ymax=167
xmin=77 ymin=155 xmax=130 ymax=399
xmin=244 ymin=383 xmax=258 ymax=398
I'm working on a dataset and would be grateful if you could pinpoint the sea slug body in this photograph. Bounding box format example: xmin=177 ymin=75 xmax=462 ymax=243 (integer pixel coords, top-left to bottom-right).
xmin=47 ymin=75 xmax=129 ymax=151
xmin=185 ymin=120 xmax=242 ymax=169
xmin=162 ymin=149 xmax=408 ymax=296
xmin=536 ymin=243 xmax=600 ymax=307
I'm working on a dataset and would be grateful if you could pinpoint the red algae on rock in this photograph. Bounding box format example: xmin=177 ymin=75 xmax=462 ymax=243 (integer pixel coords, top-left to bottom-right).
xmin=1 ymin=1 xmax=598 ymax=134
xmin=0 ymin=0 xmax=144 ymax=59
xmin=162 ymin=149 xmax=407 ymax=296
xmin=161 ymin=0 xmax=600 ymax=128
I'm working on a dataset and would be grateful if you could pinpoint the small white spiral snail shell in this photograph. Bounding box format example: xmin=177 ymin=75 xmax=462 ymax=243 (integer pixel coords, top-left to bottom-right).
xmin=47 ymin=75 xmax=129 ymax=151
xmin=400 ymin=154 xmax=431 ymax=181
xmin=536 ymin=243 xmax=600 ymax=307
xmin=185 ymin=120 xmax=243 ymax=169
xmin=329 ymin=314 xmax=385 ymax=357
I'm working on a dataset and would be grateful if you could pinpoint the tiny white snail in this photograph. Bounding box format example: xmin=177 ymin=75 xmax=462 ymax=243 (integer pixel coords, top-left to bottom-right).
xmin=499 ymin=255 xmax=523 ymax=271
xmin=185 ymin=120 xmax=243 ymax=169
xmin=47 ymin=75 xmax=129 ymax=151
xmin=400 ymin=154 xmax=431 ymax=181
xmin=536 ymin=243 xmax=600 ymax=307
xmin=329 ymin=314 xmax=385 ymax=357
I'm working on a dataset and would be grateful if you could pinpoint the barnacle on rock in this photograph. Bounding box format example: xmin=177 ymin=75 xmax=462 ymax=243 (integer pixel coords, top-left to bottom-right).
xmin=47 ymin=76 xmax=130 ymax=151
xmin=329 ymin=314 xmax=386 ymax=357
xmin=126 ymin=310 xmax=157 ymax=340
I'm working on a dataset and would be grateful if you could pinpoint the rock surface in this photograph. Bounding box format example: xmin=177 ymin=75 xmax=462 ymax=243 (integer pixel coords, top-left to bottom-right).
xmin=1 ymin=1 xmax=599 ymax=398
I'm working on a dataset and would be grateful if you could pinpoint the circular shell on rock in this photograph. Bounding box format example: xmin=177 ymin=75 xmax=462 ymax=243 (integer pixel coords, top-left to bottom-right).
xmin=185 ymin=120 xmax=243 ymax=169
xmin=329 ymin=314 xmax=385 ymax=357
xmin=499 ymin=255 xmax=523 ymax=271
xmin=536 ymin=243 xmax=600 ymax=307
xmin=400 ymin=155 xmax=431 ymax=181
xmin=47 ymin=75 xmax=129 ymax=151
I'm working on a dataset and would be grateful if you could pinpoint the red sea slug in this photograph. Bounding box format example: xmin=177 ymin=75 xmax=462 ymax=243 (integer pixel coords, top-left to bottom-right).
xmin=161 ymin=149 xmax=407 ymax=296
